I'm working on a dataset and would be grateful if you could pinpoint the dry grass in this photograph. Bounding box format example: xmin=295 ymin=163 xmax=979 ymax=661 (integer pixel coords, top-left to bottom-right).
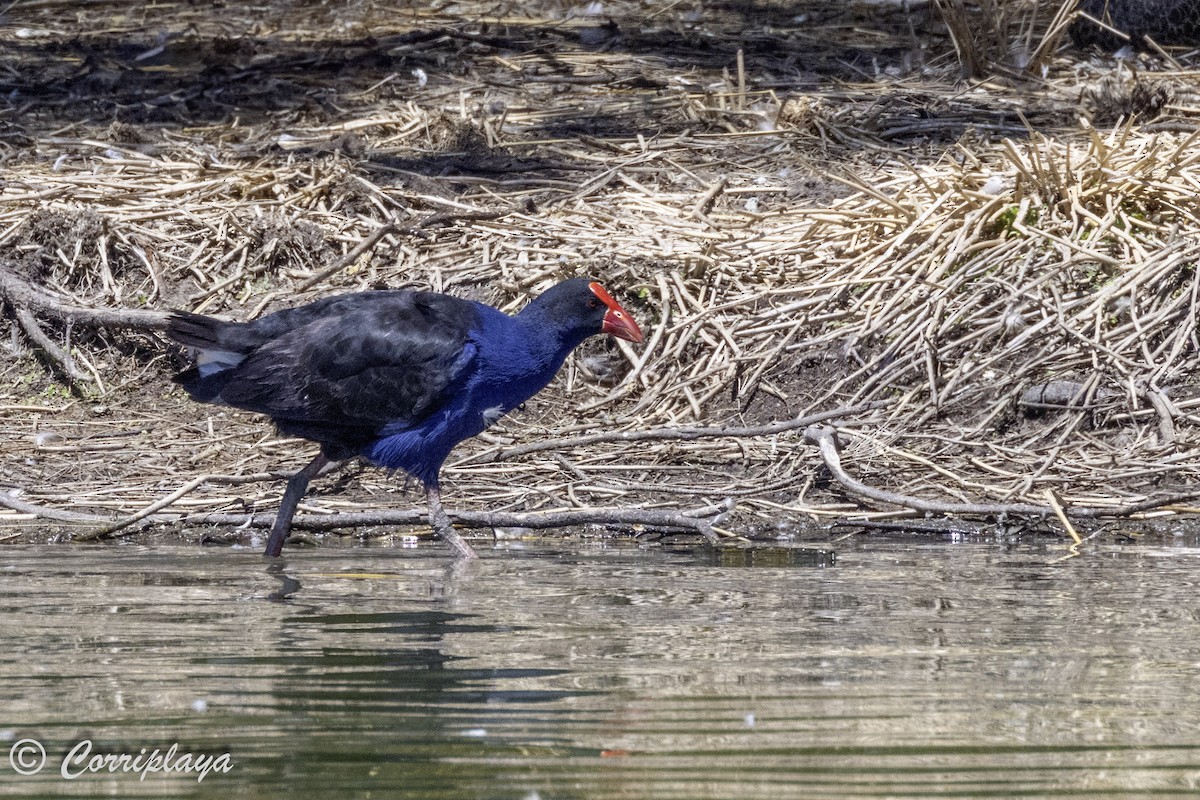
xmin=937 ymin=0 xmax=1079 ymax=77
xmin=4 ymin=0 xmax=1200 ymax=543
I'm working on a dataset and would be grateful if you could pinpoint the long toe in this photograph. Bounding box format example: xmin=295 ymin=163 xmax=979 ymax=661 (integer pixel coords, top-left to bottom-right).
xmin=436 ymin=522 xmax=478 ymax=560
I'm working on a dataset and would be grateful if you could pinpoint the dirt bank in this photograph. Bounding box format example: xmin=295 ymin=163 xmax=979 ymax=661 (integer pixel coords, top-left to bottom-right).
xmin=2 ymin=1 xmax=1198 ymax=549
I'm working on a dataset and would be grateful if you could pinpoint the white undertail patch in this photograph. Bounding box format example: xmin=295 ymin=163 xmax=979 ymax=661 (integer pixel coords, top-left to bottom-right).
xmin=195 ymin=348 xmax=245 ymax=377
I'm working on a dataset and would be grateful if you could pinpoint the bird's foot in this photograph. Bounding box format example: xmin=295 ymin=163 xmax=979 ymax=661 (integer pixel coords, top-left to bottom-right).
xmin=436 ymin=524 xmax=478 ymax=560
xmin=425 ymin=484 xmax=478 ymax=560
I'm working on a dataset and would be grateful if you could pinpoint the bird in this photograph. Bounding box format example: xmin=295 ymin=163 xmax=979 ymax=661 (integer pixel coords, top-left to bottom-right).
xmin=167 ymin=278 xmax=644 ymax=559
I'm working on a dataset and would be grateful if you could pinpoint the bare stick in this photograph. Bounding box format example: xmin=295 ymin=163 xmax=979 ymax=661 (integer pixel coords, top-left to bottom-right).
xmin=0 ymin=261 xmax=168 ymax=330
xmin=77 ymin=474 xmax=213 ymax=540
xmin=1141 ymin=387 xmax=1177 ymax=449
xmin=0 ymin=493 xmax=734 ymax=545
xmin=14 ymin=307 xmax=90 ymax=385
xmin=185 ymin=500 xmax=733 ymax=544
xmin=297 ymin=221 xmax=398 ymax=291
xmin=1043 ymin=488 xmax=1083 ymax=546
xmin=494 ymin=402 xmax=888 ymax=462
xmin=298 ymin=208 xmax=507 ymax=291
xmin=690 ymin=176 xmax=728 ymax=226
xmin=804 ymin=425 xmax=1051 ymax=517
xmin=0 ymin=491 xmax=112 ymax=524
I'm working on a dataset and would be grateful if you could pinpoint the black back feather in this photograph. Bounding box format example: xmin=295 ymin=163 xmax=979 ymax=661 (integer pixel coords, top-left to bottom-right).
xmin=168 ymin=290 xmax=479 ymax=459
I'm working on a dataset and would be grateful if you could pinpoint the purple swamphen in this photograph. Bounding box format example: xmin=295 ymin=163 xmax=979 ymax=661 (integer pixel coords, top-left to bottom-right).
xmin=168 ymin=278 xmax=644 ymax=558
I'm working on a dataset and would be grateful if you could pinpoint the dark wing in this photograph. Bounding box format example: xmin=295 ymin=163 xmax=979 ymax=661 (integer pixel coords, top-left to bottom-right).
xmin=211 ymin=292 xmax=479 ymax=455
xmin=169 ymin=292 xmax=396 ymax=353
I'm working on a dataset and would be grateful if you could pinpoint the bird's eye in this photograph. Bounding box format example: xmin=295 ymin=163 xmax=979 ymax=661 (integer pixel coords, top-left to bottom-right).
xmin=587 ymin=298 xmax=600 ymax=309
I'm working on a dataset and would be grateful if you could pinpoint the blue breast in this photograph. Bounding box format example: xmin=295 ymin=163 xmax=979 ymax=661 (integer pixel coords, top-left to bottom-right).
xmin=359 ymin=304 xmax=569 ymax=486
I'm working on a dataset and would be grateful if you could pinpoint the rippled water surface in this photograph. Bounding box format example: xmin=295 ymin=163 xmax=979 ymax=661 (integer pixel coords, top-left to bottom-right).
xmin=3 ymin=536 xmax=1200 ymax=798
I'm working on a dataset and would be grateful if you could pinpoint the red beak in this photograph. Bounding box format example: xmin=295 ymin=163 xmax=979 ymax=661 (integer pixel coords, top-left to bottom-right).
xmin=589 ymin=282 xmax=644 ymax=343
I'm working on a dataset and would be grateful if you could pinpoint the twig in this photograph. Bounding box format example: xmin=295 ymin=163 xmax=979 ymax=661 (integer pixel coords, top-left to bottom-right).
xmin=1141 ymin=387 xmax=1177 ymax=449
xmin=297 ymin=221 xmax=398 ymax=291
xmin=804 ymin=425 xmax=1051 ymax=516
xmin=0 ymin=491 xmax=113 ymax=524
xmin=13 ymin=307 xmax=90 ymax=385
xmin=690 ymin=176 xmax=728 ymax=226
xmin=297 ymin=207 xmax=508 ymax=291
xmin=1075 ymin=490 xmax=1200 ymax=518
xmin=493 ymin=402 xmax=888 ymax=462
xmin=78 ymin=474 xmax=220 ymax=540
xmin=831 ymin=519 xmax=990 ymax=536
xmin=78 ymin=469 xmax=329 ymax=540
xmin=1044 ymin=487 xmax=1083 ymax=547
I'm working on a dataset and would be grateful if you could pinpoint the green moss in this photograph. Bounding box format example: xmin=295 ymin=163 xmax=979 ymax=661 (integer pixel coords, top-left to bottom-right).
xmin=992 ymin=204 xmax=1039 ymax=236
xmin=40 ymin=383 xmax=70 ymax=400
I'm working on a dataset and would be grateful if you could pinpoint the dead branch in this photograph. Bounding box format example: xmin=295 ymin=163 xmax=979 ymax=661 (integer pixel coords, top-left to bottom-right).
xmin=0 ymin=261 xmax=169 ymax=331
xmin=0 ymin=490 xmax=113 ymax=524
xmin=0 ymin=490 xmax=733 ymax=545
xmin=805 ymin=424 xmax=1054 ymax=517
xmin=831 ymin=520 xmax=993 ymax=536
xmin=77 ymin=471 xmax=279 ymax=540
xmin=14 ymin=306 xmax=90 ymax=385
xmin=183 ymin=499 xmax=734 ymax=544
xmin=493 ymin=402 xmax=889 ymax=462
xmin=805 ymin=425 xmax=1200 ymax=521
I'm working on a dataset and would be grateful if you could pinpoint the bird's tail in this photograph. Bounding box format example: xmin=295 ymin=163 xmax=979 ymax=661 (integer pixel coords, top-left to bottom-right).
xmin=167 ymin=311 xmax=247 ymax=403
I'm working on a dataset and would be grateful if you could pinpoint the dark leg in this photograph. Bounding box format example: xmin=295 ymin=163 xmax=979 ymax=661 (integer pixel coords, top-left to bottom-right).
xmin=264 ymin=453 xmax=330 ymax=558
xmin=425 ymin=483 xmax=477 ymax=560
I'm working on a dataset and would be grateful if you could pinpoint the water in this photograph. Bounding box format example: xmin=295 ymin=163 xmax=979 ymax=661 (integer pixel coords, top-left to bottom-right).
xmin=2 ymin=535 xmax=1200 ymax=798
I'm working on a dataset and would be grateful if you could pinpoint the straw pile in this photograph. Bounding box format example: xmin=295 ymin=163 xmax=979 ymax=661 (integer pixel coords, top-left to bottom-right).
xmin=3 ymin=0 xmax=1200 ymax=546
